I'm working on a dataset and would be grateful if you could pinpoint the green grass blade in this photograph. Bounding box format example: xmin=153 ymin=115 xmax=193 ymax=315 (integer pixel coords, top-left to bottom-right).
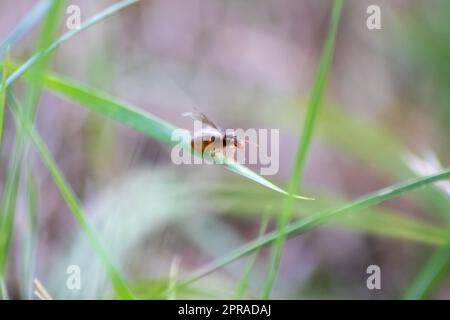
xmin=0 ymin=1 xmax=64 ymax=294
xmin=262 ymin=0 xmax=345 ymax=299
xmin=39 ymin=73 xmax=176 ymax=144
xmin=225 ymin=161 xmax=313 ymax=200
xmin=15 ymin=69 xmax=314 ymax=199
xmin=4 ymin=0 xmax=140 ymax=88
xmin=290 ymin=0 xmax=345 ymax=185
xmin=0 ymin=51 xmax=8 ymax=149
xmin=340 ymin=209 xmax=448 ymax=246
xmin=22 ymin=168 xmax=39 ymax=299
xmin=180 ymin=169 xmax=450 ymax=287
xmin=0 ymin=0 xmax=51 ymax=60
xmin=23 ymin=0 xmax=65 ymax=117
xmin=0 ymin=0 xmax=139 ymax=296
xmin=207 ymin=181 xmax=449 ymax=246
xmin=0 ymin=0 xmax=59 ymax=244
xmin=8 ymin=95 xmax=134 ymax=300
xmin=234 ymin=214 xmax=270 ymax=299
xmin=403 ymin=242 xmax=450 ymax=299
xmin=35 ymin=71 xmax=450 ymax=299
xmin=0 ymin=276 xmax=8 ymax=299
xmin=0 ymin=133 xmax=24 ymax=278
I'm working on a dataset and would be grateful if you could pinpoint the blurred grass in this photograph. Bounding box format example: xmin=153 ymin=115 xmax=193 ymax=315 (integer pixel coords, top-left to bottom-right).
xmin=36 ymin=72 xmax=177 ymax=144
xmin=0 ymin=0 xmax=140 ymax=299
xmin=119 ymin=55 xmax=450 ymax=240
xmin=0 ymin=0 xmax=449 ymax=300
xmin=271 ymin=96 xmax=450 ymax=298
xmin=0 ymin=0 xmax=64 ymax=297
xmin=235 ymin=213 xmax=269 ymax=299
xmin=398 ymin=0 xmax=450 ymax=147
xmin=23 ymin=0 xmax=64 ymax=117
xmin=12 ymin=66 xmax=313 ymax=199
xmin=0 ymin=135 xmax=22 ymax=298
xmin=403 ymin=242 xmax=450 ymax=299
xmin=0 ymin=51 xmax=8 ymax=149
xmin=11 ymin=55 xmax=450 ymax=300
xmin=319 ymin=107 xmax=450 ymax=224
xmin=21 ymin=168 xmax=38 ymax=299
xmin=5 ymin=0 xmax=140 ymax=88
xmin=315 ymin=105 xmax=450 ymax=299
xmin=395 ymin=1 xmax=450 ymax=299
xmin=131 ymin=278 xmax=230 ymax=299
xmin=85 ymin=47 xmax=117 ymax=183
xmin=25 ymin=70 xmax=450 ymax=298
xmin=0 ymin=0 xmax=51 ymax=61
xmin=209 ymin=181 xmax=449 ymax=246
xmin=8 ymin=94 xmax=134 ymax=299
xmin=262 ymin=0 xmax=345 ymax=299
xmin=180 ymin=169 xmax=450 ymax=287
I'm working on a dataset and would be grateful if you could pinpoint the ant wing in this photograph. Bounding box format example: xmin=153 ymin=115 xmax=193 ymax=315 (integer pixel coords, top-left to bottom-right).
xmin=182 ymin=109 xmax=220 ymax=131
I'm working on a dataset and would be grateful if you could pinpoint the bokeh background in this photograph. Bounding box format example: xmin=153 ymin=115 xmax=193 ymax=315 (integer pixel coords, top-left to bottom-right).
xmin=0 ymin=0 xmax=449 ymax=299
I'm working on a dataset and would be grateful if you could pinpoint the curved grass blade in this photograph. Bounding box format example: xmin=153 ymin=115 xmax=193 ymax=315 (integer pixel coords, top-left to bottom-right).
xmin=8 ymin=95 xmax=134 ymax=299
xmin=339 ymin=208 xmax=448 ymax=246
xmin=403 ymin=242 xmax=450 ymax=299
xmin=0 ymin=0 xmax=51 ymax=60
xmin=22 ymin=168 xmax=39 ymax=299
xmin=234 ymin=214 xmax=270 ymax=299
xmin=0 ymin=51 xmax=9 ymax=148
xmin=16 ymin=69 xmax=314 ymax=200
xmin=216 ymin=187 xmax=449 ymax=246
xmin=0 ymin=0 xmax=64 ymax=295
xmin=179 ymin=169 xmax=450 ymax=287
xmin=24 ymin=0 xmax=65 ymax=117
xmin=225 ymin=161 xmax=313 ymax=200
xmin=0 ymin=1 xmax=139 ymax=297
xmin=0 ymin=276 xmax=8 ymax=299
xmin=197 ymin=176 xmax=449 ymax=246
xmin=262 ymin=0 xmax=345 ymax=299
xmin=0 ymin=131 xmax=25 ymax=279
xmin=4 ymin=0 xmax=140 ymax=88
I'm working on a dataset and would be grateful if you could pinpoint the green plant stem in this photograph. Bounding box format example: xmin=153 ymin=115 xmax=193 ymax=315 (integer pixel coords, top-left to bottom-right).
xmin=4 ymin=0 xmax=140 ymax=89
xmin=22 ymin=169 xmax=38 ymax=299
xmin=261 ymin=0 xmax=345 ymax=299
xmin=11 ymin=67 xmax=314 ymax=199
xmin=8 ymin=95 xmax=135 ymax=299
xmin=0 ymin=1 xmax=64 ymax=296
xmin=235 ymin=214 xmax=270 ymax=299
xmin=179 ymin=169 xmax=450 ymax=288
xmin=0 ymin=51 xmax=8 ymax=148
xmin=0 ymin=1 xmax=51 ymax=60
xmin=403 ymin=239 xmax=450 ymax=299
xmin=0 ymin=0 xmax=139 ymax=299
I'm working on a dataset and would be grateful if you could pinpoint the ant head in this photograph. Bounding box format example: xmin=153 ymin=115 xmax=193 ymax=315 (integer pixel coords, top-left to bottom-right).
xmin=224 ymin=133 xmax=243 ymax=149
xmin=233 ymin=136 xmax=244 ymax=149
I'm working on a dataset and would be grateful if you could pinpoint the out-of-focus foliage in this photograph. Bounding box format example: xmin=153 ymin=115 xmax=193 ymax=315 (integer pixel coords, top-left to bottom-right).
xmin=0 ymin=0 xmax=449 ymax=300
